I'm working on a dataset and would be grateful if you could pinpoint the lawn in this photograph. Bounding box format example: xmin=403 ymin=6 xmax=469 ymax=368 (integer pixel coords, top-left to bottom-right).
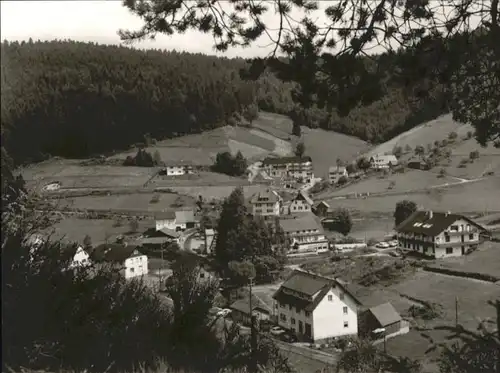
xmin=443 ymin=154 xmax=500 ymax=179
xmin=249 ymin=128 xmax=293 ymax=156
xmin=47 ymin=217 xmax=155 ymax=245
xmin=167 ymin=184 xmax=269 ymax=201
xmin=426 ymin=242 xmax=500 ymax=279
xmin=253 ymin=111 xmax=295 ymax=140
xmin=349 ymin=217 xmax=395 ymax=241
xmin=60 ymin=192 xmax=195 ymax=213
xmin=150 ymin=171 xmax=249 ymax=188
xmin=365 ymin=113 xmax=472 ymax=158
xmin=322 ymin=169 xmax=459 ymax=198
xmin=301 ymin=127 xmax=370 ymax=178
xmin=323 ymin=177 xmax=500 ymax=215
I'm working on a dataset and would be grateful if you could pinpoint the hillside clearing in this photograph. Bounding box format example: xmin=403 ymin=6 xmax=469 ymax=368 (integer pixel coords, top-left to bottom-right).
xmin=150 ymin=171 xmax=249 ymax=188
xmin=323 ymin=177 xmax=500 ymax=214
xmin=167 ymin=184 xmax=269 ymax=201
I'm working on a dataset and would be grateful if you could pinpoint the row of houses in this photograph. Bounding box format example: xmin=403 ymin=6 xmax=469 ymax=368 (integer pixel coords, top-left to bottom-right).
xmin=328 ymin=154 xmax=399 ymax=184
xmin=230 ymin=269 xmax=408 ymax=343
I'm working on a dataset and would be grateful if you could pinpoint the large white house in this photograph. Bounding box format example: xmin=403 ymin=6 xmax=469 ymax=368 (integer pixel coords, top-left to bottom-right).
xmin=90 ymin=243 xmax=148 ymax=279
xmin=279 ymin=213 xmax=329 ymax=255
xmin=328 ymin=166 xmax=348 ymax=184
xmin=396 ymin=210 xmax=486 ymax=258
xmin=273 ymin=270 xmax=361 ymax=342
xmin=249 ymin=189 xmax=281 ymax=217
xmin=155 ymin=210 xmax=197 ymax=231
xmin=262 ymin=156 xmax=314 ymax=182
xmin=160 ymin=162 xmax=195 ymax=176
xmin=369 ymin=154 xmax=398 ymax=169
xmin=289 ymin=190 xmax=313 ymax=214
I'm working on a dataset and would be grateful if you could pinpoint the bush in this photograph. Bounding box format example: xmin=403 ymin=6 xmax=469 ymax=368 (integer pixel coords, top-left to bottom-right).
xmin=448 ymin=131 xmax=458 ymax=141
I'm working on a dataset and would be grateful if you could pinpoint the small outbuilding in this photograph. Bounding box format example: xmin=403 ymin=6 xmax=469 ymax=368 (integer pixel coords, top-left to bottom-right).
xmin=359 ymin=302 xmax=403 ymax=338
xmin=229 ymin=297 xmax=272 ymax=326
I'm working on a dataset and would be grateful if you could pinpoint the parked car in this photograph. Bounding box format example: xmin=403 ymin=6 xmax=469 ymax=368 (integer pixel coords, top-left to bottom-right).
xmin=270 ymin=326 xmax=286 ymax=336
xmin=280 ymin=331 xmax=298 ymax=343
xmin=389 ymin=251 xmax=401 ymax=257
xmin=216 ymin=308 xmax=232 ymax=317
xmin=375 ymin=242 xmax=390 ymax=249
xmin=388 ymin=240 xmax=399 ymax=247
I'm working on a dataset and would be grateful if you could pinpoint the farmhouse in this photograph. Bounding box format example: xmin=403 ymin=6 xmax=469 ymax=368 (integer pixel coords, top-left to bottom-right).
xmin=312 ymin=201 xmax=331 ymax=217
xmin=288 ymin=190 xmax=313 ymax=214
xmin=329 ymin=166 xmax=348 ymax=184
xmin=279 ymin=213 xmax=329 ymax=255
xmin=359 ymin=302 xmax=408 ymax=339
xmin=68 ymin=246 xmax=92 ymax=269
xmin=262 ymin=156 xmax=314 ymax=183
xmin=370 ymin=154 xmax=398 ymax=169
xmin=90 ymin=243 xmax=148 ymax=279
xmin=272 ymin=270 xmax=361 ymax=342
xmin=230 ymin=297 xmax=272 ymax=326
xmin=407 ymin=160 xmax=430 ymax=171
xmin=160 ymin=162 xmax=194 ymax=176
xmin=249 ymin=189 xmax=281 ymax=217
xmin=139 ymin=227 xmax=181 ymax=249
xmin=396 ymin=210 xmax=486 ymax=259
xmin=155 ymin=209 xmax=197 ymax=232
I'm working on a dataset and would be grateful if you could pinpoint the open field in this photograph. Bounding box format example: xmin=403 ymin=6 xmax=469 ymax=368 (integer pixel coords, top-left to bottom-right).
xmin=150 ymin=171 xmax=249 ymax=188
xmin=349 ymin=218 xmax=394 ymax=241
xmin=443 ymin=154 xmax=500 ymax=179
xmin=323 ymin=177 xmax=500 ymax=214
xmin=322 ymin=169 xmax=460 ymax=198
xmin=301 ymin=127 xmax=370 ymax=177
xmin=58 ymin=192 xmax=195 ymax=213
xmin=365 ymin=114 xmax=472 ymax=158
xmin=47 ymin=217 xmax=155 ymax=245
xmin=252 ymin=111 xmax=295 ymax=140
xmin=426 ymin=242 xmax=500 ymax=279
xmin=167 ymin=184 xmax=269 ymax=201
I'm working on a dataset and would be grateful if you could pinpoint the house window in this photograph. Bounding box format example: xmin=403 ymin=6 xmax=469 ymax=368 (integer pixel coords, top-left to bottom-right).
xmin=343 ymin=306 xmax=348 ymax=315
xmin=280 ymin=313 xmax=287 ymax=322
xmin=469 ymin=234 xmax=474 ymax=240
xmin=130 ymin=267 xmax=135 ymax=273
xmin=291 ymin=318 xmax=296 ymax=325
xmin=446 ymin=247 xmax=453 ymax=254
xmin=339 ymin=293 xmax=345 ymax=301
xmin=328 ymin=295 xmax=333 ymax=301
xmin=445 ymin=235 xmax=450 ymax=242
xmin=289 ymin=304 xmax=292 ymax=310
xmin=343 ymin=321 xmax=349 ymax=328
xmin=199 ymin=273 xmax=205 ymax=278
xmin=305 ymin=311 xmax=311 ymax=317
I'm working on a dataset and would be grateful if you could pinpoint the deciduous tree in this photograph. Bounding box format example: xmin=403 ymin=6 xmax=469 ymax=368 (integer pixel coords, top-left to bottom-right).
xmin=394 ymin=200 xmax=417 ymax=226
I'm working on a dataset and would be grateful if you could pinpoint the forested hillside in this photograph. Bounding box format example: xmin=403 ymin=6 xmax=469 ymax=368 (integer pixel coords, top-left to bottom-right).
xmin=1 ymin=39 xmax=447 ymax=166
xmin=1 ymin=40 xmax=261 ymax=164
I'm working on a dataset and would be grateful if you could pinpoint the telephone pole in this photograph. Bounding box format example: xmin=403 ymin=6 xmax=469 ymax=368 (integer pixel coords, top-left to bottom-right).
xmin=455 ymin=296 xmax=458 ymax=328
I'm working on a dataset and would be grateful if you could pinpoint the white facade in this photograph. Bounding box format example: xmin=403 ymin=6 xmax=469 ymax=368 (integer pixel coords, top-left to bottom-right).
xmin=156 ymin=218 xmax=176 ymax=231
xmin=289 ymin=199 xmax=312 ymax=213
xmin=123 ymin=254 xmax=148 ymax=279
xmin=286 ymin=230 xmax=329 ymax=255
xmin=263 ymin=158 xmax=314 ymax=182
xmin=69 ymin=246 xmax=91 ymax=269
xmin=370 ymin=155 xmax=398 ymax=169
xmin=398 ymin=217 xmax=481 ymax=259
xmin=163 ymin=165 xmax=194 ymax=176
xmin=329 ymin=167 xmax=348 ymax=184
xmin=252 ymin=201 xmax=280 ymax=217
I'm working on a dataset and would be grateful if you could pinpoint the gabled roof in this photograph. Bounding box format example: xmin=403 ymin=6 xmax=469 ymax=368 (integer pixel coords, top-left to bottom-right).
xmin=396 ymin=210 xmax=486 ymax=236
xmin=250 ymin=189 xmax=280 ymax=204
xmin=293 ymin=190 xmax=313 ymax=205
xmin=368 ymin=302 xmax=401 ymax=327
xmin=90 ymin=243 xmax=142 ymax=263
xmin=370 ymin=154 xmax=398 ymax=163
xmin=230 ymin=297 xmax=272 ymax=316
xmin=175 ymin=210 xmax=195 ymax=224
xmin=279 ymin=213 xmax=323 ymax=233
xmin=313 ymin=201 xmax=330 ymax=210
xmin=262 ymin=156 xmax=312 ymax=165
xmin=272 ymin=270 xmax=361 ymax=312
xmin=156 ymin=211 xmax=176 ymax=220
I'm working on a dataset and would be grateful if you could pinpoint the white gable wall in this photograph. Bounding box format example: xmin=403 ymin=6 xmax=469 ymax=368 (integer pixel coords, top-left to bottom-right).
xmin=124 ymin=255 xmax=148 ymax=279
xmin=156 ymin=219 xmax=176 ymax=231
xmin=312 ymin=287 xmax=358 ymax=341
xmin=290 ymin=199 xmax=311 ymax=213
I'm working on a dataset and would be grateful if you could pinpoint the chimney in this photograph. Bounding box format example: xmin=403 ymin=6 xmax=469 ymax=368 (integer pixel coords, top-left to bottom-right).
xmin=428 ymin=210 xmax=433 ymax=219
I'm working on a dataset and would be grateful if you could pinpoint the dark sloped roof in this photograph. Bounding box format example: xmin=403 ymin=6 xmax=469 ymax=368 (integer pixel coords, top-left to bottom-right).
xmin=279 ymin=213 xmax=323 ymax=233
xmin=396 ymin=210 xmax=486 ymax=236
xmin=273 ymin=270 xmax=361 ymax=312
xmin=262 ymin=156 xmax=312 ymax=165
xmin=156 ymin=211 xmax=176 ymax=220
xmin=294 ymin=190 xmax=313 ymax=205
xmin=230 ymin=297 xmax=272 ymax=315
xmin=90 ymin=243 xmax=141 ymax=263
xmin=175 ymin=210 xmax=195 ymax=224
xmin=368 ymin=302 xmax=401 ymax=327
xmin=313 ymin=201 xmax=330 ymax=209
xmin=250 ymin=189 xmax=280 ymax=204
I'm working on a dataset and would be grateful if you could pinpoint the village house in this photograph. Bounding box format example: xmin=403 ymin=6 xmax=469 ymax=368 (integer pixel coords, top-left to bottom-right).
xmin=155 ymin=209 xmax=197 ymax=232
xmin=369 ymin=154 xmax=398 ymax=169
xmin=272 ymin=270 xmax=361 ymax=342
xmin=328 ymin=166 xmax=348 ymax=184
xmin=230 ymin=297 xmax=272 ymax=326
xmin=138 ymin=227 xmax=181 ymax=249
xmin=288 ymin=190 xmax=313 ymax=214
xmin=68 ymin=245 xmax=92 ymax=269
xmin=160 ymin=161 xmax=195 ymax=176
xmin=358 ymin=302 xmax=409 ymax=339
xmin=396 ymin=210 xmax=486 ymax=259
xmin=249 ymin=189 xmax=281 ymax=217
xmin=279 ymin=213 xmax=329 ymax=255
xmin=262 ymin=156 xmax=314 ymax=183
xmin=89 ymin=243 xmax=148 ymax=279
xmin=312 ymin=201 xmax=331 ymax=217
